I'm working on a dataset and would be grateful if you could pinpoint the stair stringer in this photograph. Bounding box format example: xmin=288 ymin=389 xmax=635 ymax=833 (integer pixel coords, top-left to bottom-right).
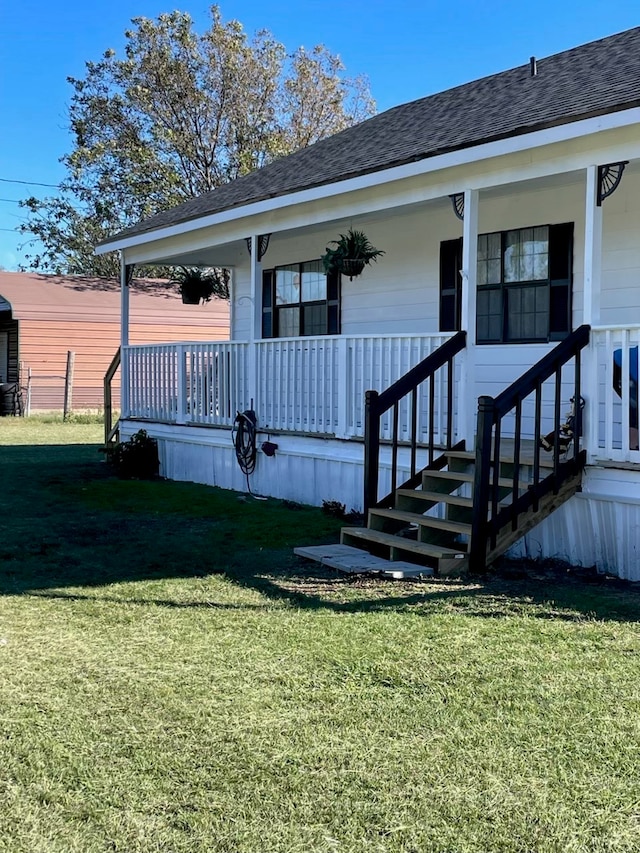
xmin=484 ymin=466 xmax=584 ymax=566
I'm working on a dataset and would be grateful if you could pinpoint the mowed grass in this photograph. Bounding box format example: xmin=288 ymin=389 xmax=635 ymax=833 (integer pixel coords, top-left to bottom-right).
xmin=0 ymin=418 xmax=639 ymax=852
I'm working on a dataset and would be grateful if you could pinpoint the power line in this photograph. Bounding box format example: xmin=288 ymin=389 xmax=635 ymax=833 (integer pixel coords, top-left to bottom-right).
xmin=0 ymin=177 xmax=60 ymax=188
xmin=0 ymin=198 xmax=23 ymax=204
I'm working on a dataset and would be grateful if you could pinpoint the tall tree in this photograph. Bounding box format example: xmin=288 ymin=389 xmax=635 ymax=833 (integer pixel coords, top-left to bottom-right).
xmin=20 ymin=6 xmax=375 ymax=277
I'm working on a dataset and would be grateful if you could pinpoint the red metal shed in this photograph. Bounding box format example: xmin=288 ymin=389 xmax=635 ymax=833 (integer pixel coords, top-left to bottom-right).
xmin=0 ymin=272 xmax=229 ymax=412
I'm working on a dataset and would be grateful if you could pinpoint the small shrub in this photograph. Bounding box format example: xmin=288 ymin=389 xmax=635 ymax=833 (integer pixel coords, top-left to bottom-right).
xmin=322 ymin=500 xmax=347 ymax=519
xmin=108 ymin=430 xmax=159 ymax=479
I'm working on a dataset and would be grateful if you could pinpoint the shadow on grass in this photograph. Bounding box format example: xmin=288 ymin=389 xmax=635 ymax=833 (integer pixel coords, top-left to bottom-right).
xmin=1 ymin=442 xmax=639 ymax=624
xmin=221 ymin=560 xmax=640 ymax=623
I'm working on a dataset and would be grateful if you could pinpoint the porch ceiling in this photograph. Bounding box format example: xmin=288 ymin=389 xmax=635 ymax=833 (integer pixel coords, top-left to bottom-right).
xmin=128 ymin=156 xmax=640 ymax=269
xmin=130 ymin=196 xmax=457 ymax=269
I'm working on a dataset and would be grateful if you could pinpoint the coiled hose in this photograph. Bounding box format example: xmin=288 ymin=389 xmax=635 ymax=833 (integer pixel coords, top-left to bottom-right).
xmin=232 ymin=409 xmax=258 ymax=493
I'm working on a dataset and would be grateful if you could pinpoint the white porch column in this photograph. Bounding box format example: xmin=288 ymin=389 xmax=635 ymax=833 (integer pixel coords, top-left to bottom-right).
xmin=248 ymin=235 xmax=262 ymax=411
xmin=459 ymin=188 xmax=479 ymax=448
xmin=583 ymin=165 xmax=602 ymax=327
xmin=119 ymin=252 xmax=130 ymax=418
xmin=584 ymin=165 xmax=603 ymax=462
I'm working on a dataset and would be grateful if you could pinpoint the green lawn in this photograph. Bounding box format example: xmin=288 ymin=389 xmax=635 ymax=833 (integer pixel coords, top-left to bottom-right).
xmin=0 ymin=418 xmax=639 ymax=852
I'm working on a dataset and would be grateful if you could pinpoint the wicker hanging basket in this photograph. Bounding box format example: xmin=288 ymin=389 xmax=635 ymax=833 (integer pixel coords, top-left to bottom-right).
xmin=340 ymin=258 xmax=366 ymax=279
xmin=321 ymin=229 xmax=385 ymax=280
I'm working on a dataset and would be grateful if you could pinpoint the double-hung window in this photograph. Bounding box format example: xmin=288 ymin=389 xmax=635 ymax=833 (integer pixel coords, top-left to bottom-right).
xmin=262 ymin=260 xmax=340 ymax=338
xmin=440 ymin=222 xmax=573 ymax=343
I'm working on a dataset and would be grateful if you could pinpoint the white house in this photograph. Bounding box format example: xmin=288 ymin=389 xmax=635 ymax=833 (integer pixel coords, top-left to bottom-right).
xmin=97 ymin=27 xmax=640 ymax=579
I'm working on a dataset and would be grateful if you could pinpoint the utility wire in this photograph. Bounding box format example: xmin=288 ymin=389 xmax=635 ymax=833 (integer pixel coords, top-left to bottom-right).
xmin=0 ymin=177 xmax=60 ymax=188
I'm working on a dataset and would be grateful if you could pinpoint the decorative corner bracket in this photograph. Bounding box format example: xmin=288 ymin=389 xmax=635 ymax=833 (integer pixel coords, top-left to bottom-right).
xmin=245 ymin=234 xmax=271 ymax=261
xmin=597 ymin=162 xmax=628 ymax=206
xmin=449 ymin=193 xmax=464 ymax=221
xmin=125 ymin=264 xmax=136 ymax=286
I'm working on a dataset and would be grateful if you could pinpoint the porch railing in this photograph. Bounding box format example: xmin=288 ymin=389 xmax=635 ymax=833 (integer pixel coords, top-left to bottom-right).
xmin=469 ymin=325 xmax=590 ymax=573
xmin=592 ymin=324 xmax=640 ymax=464
xmin=363 ymin=331 xmax=467 ymax=514
xmin=123 ymin=333 xmax=454 ymax=438
xmin=104 ymin=347 xmax=120 ymax=446
xmin=126 ymin=341 xmax=250 ymax=426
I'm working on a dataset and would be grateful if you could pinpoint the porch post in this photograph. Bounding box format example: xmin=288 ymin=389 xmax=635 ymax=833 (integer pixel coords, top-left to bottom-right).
xmin=120 ymin=252 xmax=130 ymax=418
xmin=583 ymin=165 xmax=602 ymax=327
xmin=583 ymin=165 xmax=602 ymax=462
xmin=459 ymin=188 xmax=479 ymax=449
xmin=248 ymin=235 xmax=261 ymax=413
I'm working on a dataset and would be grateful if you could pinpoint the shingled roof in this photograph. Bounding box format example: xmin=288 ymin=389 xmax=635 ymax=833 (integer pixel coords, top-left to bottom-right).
xmin=100 ymin=26 xmax=640 ymax=247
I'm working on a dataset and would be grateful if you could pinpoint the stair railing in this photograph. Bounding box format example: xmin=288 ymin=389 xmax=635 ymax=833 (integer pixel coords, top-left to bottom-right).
xmin=104 ymin=347 xmax=121 ymax=446
xmin=469 ymin=325 xmax=590 ymax=572
xmin=364 ymin=331 xmax=466 ymax=515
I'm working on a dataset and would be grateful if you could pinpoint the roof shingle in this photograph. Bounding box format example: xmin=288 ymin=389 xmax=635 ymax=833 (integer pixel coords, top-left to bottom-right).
xmin=101 ymin=27 xmax=640 ymax=246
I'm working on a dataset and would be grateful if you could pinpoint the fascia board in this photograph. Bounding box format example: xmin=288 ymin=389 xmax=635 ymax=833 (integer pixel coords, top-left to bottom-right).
xmin=96 ymin=107 xmax=640 ymax=256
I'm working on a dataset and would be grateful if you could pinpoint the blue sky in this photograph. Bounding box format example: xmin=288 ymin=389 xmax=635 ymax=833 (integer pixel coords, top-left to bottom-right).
xmin=1 ymin=0 xmax=638 ymax=270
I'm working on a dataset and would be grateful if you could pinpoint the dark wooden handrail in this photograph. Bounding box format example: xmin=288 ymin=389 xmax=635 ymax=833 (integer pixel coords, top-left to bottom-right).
xmin=492 ymin=325 xmax=590 ymax=417
xmin=364 ymin=331 xmax=466 ymax=515
xmin=469 ymin=325 xmax=590 ymax=573
xmin=104 ymin=347 xmax=121 ymax=446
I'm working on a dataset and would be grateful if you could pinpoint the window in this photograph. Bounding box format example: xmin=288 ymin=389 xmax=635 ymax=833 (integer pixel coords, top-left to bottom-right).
xmin=262 ymin=260 xmax=341 ymax=338
xmin=439 ymin=223 xmax=573 ymax=343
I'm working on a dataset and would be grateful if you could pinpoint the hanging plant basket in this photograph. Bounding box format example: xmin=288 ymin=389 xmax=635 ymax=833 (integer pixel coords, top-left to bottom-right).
xmin=170 ymin=266 xmax=230 ymax=305
xmin=180 ymin=285 xmax=203 ymax=305
xmin=340 ymin=258 xmax=366 ymax=279
xmin=321 ymin=229 xmax=385 ymax=280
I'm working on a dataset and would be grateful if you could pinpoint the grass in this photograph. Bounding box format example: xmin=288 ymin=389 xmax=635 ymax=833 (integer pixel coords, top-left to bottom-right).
xmin=0 ymin=419 xmax=639 ymax=852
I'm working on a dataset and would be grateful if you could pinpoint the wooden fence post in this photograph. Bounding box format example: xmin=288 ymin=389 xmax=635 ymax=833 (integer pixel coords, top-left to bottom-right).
xmin=63 ymin=351 xmax=75 ymax=420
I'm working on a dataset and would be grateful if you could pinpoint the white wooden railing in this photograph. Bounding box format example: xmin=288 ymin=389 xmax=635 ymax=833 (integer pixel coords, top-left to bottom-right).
xmin=124 ymin=333 xmax=454 ymax=440
xmin=592 ymin=325 xmax=640 ymax=464
xmin=122 ymin=328 xmax=640 ymax=467
xmin=126 ymin=342 xmax=250 ymax=426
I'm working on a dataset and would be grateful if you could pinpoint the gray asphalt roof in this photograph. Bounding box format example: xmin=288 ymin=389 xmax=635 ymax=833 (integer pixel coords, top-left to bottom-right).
xmin=100 ymin=26 xmax=640 ymax=247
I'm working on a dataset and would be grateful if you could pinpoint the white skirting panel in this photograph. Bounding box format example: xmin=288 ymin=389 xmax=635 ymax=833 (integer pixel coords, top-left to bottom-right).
xmin=120 ymin=419 xmax=369 ymax=512
xmin=507 ymin=467 xmax=640 ymax=580
xmin=121 ymin=420 xmax=640 ymax=580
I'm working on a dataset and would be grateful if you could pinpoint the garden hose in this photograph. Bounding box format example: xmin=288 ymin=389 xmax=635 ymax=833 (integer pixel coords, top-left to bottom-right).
xmin=232 ymin=409 xmax=262 ymax=497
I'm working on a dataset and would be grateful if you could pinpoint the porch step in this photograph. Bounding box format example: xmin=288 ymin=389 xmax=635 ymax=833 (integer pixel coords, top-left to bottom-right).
xmin=369 ymin=508 xmax=471 ymax=539
xmin=446 ymin=445 xmax=554 ymax=468
xmin=341 ymin=526 xmax=466 ymax=574
xmin=423 ymin=469 xmax=531 ymax=490
xmin=395 ymin=489 xmax=473 ymax=509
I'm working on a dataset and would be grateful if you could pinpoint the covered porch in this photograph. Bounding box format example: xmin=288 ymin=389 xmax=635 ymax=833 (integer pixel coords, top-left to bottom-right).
xmin=111 ymin=141 xmax=640 ymax=472
xmin=119 ymin=325 xmax=640 ymax=467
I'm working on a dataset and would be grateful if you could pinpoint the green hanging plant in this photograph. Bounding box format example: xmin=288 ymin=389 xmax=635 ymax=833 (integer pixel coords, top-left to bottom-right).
xmin=321 ymin=229 xmax=385 ymax=280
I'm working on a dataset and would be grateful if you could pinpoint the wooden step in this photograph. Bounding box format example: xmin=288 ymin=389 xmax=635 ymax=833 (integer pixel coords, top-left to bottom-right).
xmin=369 ymin=508 xmax=471 ymax=538
xmin=341 ymin=527 xmax=466 ymax=561
xmin=396 ymin=489 xmax=473 ymax=509
xmin=446 ymin=449 xmax=554 ymax=469
xmin=423 ymin=470 xmax=531 ymax=490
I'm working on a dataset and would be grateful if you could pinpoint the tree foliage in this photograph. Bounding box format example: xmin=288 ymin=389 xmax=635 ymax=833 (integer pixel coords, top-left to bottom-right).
xmin=19 ymin=6 xmax=375 ymax=277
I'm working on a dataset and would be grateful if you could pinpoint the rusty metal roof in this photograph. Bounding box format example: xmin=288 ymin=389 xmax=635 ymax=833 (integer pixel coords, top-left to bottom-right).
xmin=0 ymin=271 xmax=228 ymax=328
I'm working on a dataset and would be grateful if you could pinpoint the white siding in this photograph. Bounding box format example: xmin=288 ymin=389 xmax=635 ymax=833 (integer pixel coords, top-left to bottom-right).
xmin=229 ymin=166 xmax=639 ymax=345
xmin=601 ymin=168 xmax=640 ymax=326
xmin=508 ymin=466 xmax=640 ymax=580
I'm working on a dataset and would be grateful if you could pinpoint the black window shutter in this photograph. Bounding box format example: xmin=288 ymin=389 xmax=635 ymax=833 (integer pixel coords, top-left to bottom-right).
xmin=261 ymin=270 xmax=275 ymax=338
xmin=548 ymin=223 xmax=574 ymax=339
xmin=439 ymin=238 xmax=463 ymax=332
